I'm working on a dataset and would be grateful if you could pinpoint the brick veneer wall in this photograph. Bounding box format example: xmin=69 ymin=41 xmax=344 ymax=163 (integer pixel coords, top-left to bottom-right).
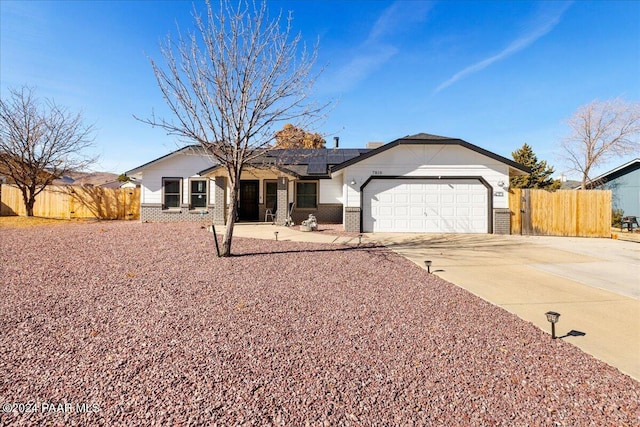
xmin=344 ymin=207 xmax=361 ymax=232
xmin=292 ymin=204 xmax=342 ymax=225
xmin=140 ymin=204 xmax=215 ymax=222
xmin=213 ymin=177 xmax=226 ymax=225
xmin=275 ymin=177 xmax=289 ymax=225
xmin=493 ymin=208 xmax=511 ymax=234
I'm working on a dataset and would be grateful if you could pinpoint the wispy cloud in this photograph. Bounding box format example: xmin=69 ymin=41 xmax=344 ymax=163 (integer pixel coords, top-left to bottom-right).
xmin=329 ymin=45 xmax=399 ymax=91
xmin=323 ymin=1 xmax=434 ymax=93
xmin=434 ymin=2 xmax=572 ymax=93
xmin=367 ymin=1 xmax=434 ymax=43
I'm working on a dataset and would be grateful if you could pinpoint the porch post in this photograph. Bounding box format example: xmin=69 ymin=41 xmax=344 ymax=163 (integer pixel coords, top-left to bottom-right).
xmin=213 ymin=176 xmax=226 ymax=225
xmin=276 ymin=176 xmax=289 ymax=225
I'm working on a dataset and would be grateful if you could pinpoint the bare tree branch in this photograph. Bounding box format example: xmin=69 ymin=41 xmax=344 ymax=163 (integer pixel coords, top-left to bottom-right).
xmin=0 ymin=86 xmax=96 ymax=216
xmin=558 ymin=98 xmax=640 ymax=190
xmin=136 ymin=0 xmax=329 ymax=256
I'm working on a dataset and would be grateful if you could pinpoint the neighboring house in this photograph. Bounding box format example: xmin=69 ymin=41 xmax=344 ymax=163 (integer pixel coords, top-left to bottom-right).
xmin=560 ymin=179 xmax=582 ymax=190
xmin=125 ymin=133 xmax=530 ymax=234
xmin=583 ymin=158 xmax=640 ymax=217
xmin=101 ymin=180 xmax=140 ymax=189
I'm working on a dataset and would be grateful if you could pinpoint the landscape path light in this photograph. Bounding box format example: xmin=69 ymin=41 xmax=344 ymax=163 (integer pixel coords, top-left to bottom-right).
xmin=545 ymin=311 xmax=561 ymax=339
xmin=424 ymin=260 xmax=432 ymax=274
xmin=274 ymin=231 xmax=279 ymax=241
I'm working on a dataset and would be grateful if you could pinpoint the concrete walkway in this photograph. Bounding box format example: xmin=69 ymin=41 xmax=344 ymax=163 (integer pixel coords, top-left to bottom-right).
xmin=230 ymin=223 xmax=365 ymax=245
xmin=231 ymin=224 xmax=640 ymax=380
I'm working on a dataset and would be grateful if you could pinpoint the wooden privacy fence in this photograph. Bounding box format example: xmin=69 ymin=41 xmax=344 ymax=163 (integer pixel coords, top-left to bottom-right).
xmin=0 ymin=184 xmax=140 ymax=220
xmin=509 ymin=188 xmax=611 ymax=237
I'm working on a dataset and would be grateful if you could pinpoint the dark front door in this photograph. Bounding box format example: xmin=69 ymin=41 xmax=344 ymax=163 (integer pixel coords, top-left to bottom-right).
xmin=238 ymin=180 xmax=259 ymax=221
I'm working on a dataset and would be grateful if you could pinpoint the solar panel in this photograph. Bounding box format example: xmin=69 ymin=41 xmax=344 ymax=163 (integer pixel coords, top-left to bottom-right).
xmin=339 ymin=149 xmax=362 ymax=160
xmin=326 ymin=152 xmax=344 ymax=163
xmin=307 ymin=161 xmax=327 ymax=174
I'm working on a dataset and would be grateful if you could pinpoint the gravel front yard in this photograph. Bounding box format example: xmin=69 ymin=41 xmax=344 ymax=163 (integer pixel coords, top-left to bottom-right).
xmin=1 ymin=221 xmax=638 ymax=426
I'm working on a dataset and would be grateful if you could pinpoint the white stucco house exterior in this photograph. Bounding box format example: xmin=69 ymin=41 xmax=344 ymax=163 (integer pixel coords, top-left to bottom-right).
xmin=126 ymin=133 xmax=530 ymax=234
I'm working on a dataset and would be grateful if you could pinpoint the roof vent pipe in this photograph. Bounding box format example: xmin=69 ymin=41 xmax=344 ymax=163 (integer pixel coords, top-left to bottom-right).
xmin=334 ymin=136 xmax=339 ymax=148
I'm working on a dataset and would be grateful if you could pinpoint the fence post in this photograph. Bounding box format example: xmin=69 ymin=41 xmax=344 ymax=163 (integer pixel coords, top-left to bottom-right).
xmin=520 ymin=189 xmax=532 ymax=235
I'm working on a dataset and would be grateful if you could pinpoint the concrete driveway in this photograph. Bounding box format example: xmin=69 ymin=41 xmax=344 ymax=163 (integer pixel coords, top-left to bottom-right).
xmin=366 ymin=233 xmax=640 ymax=380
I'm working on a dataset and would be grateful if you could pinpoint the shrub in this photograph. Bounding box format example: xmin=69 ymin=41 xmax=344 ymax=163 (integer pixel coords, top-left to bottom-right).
xmin=612 ymin=209 xmax=624 ymax=227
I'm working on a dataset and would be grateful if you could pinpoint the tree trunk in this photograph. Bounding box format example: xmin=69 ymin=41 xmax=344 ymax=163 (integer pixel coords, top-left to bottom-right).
xmin=581 ymin=169 xmax=590 ymax=190
xmin=22 ymin=189 xmax=35 ymax=217
xmin=221 ymin=179 xmax=240 ymax=257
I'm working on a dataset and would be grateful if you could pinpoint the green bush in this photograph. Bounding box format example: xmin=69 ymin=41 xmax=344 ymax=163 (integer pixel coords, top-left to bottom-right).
xmin=612 ymin=209 xmax=624 ymax=227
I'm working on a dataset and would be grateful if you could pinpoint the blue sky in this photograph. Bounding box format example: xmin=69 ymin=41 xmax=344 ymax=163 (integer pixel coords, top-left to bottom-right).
xmin=1 ymin=0 xmax=639 ymax=178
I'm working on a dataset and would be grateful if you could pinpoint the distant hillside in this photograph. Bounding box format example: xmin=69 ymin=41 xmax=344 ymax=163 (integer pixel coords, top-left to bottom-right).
xmin=53 ymin=171 xmax=119 ymax=186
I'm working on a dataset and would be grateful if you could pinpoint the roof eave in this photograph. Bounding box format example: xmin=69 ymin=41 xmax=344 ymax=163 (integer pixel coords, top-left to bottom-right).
xmin=125 ymin=145 xmax=200 ymax=176
xmin=584 ymin=158 xmax=640 ymax=188
xmin=199 ymin=164 xmax=303 ymax=179
xmin=331 ymin=136 xmax=531 ymax=174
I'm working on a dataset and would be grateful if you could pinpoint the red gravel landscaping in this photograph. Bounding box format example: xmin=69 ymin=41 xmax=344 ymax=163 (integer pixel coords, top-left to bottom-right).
xmin=1 ymin=221 xmax=638 ymax=426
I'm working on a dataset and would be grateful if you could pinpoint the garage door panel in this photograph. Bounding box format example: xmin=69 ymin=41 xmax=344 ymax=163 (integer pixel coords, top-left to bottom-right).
xmin=456 ymin=206 xmax=470 ymax=217
xmin=440 ymin=195 xmax=455 ymax=203
xmin=409 ymin=219 xmax=425 ymax=229
xmin=379 ymin=193 xmax=393 ymax=203
xmin=456 ymin=194 xmax=470 ymax=203
xmin=363 ymin=179 xmax=488 ymax=233
xmin=409 ymin=206 xmax=424 ymax=216
xmin=410 ymin=193 xmax=424 ymax=203
xmin=377 ymin=218 xmax=392 ymax=229
xmin=440 ymin=206 xmax=454 ymax=216
xmin=472 ymin=206 xmax=486 ymax=215
xmin=394 ymin=193 xmax=409 ymax=203
xmin=472 ymin=194 xmax=486 ymax=203
xmin=379 ymin=206 xmax=393 ymax=216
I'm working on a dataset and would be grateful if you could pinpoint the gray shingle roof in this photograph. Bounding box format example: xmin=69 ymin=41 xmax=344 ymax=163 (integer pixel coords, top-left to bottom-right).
xmin=196 ymin=148 xmax=371 ymax=178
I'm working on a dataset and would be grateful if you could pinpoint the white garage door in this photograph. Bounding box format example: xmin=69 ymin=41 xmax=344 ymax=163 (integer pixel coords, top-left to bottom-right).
xmin=363 ymin=179 xmax=488 ymax=233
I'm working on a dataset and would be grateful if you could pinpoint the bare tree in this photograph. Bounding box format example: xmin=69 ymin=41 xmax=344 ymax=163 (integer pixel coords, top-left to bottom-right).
xmin=560 ymin=98 xmax=640 ymax=189
xmin=138 ymin=0 xmax=327 ymax=256
xmin=0 ymin=86 xmax=95 ymax=216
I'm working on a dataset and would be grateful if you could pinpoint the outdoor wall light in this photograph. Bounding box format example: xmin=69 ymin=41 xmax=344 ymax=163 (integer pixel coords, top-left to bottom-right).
xmin=274 ymin=231 xmax=279 ymax=241
xmin=350 ymin=178 xmax=356 ymax=186
xmin=545 ymin=311 xmax=561 ymax=339
xmin=497 ymin=180 xmax=505 ymax=187
xmin=424 ymin=260 xmax=432 ymax=274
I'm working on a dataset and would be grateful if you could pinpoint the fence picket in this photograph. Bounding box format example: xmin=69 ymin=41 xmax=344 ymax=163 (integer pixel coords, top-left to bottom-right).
xmin=0 ymin=184 xmax=140 ymax=220
xmin=509 ymin=188 xmax=611 ymax=237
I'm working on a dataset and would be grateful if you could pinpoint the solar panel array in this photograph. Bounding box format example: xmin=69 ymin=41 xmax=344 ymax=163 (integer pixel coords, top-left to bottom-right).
xmin=262 ymin=148 xmax=372 ymax=176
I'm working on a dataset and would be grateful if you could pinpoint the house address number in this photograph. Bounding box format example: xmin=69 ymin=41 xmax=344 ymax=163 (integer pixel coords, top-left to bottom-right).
xmin=372 ymin=170 xmax=383 ymax=175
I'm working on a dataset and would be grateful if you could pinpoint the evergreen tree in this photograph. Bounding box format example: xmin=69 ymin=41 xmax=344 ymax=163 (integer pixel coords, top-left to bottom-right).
xmin=510 ymin=143 xmax=561 ymax=190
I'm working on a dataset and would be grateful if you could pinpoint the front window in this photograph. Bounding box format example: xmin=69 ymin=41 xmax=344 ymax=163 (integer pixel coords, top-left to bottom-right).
xmin=296 ymin=181 xmax=317 ymax=209
xmin=190 ymin=179 xmax=208 ymax=209
xmin=265 ymin=181 xmax=277 ymax=211
xmin=163 ymin=178 xmax=182 ymax=209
